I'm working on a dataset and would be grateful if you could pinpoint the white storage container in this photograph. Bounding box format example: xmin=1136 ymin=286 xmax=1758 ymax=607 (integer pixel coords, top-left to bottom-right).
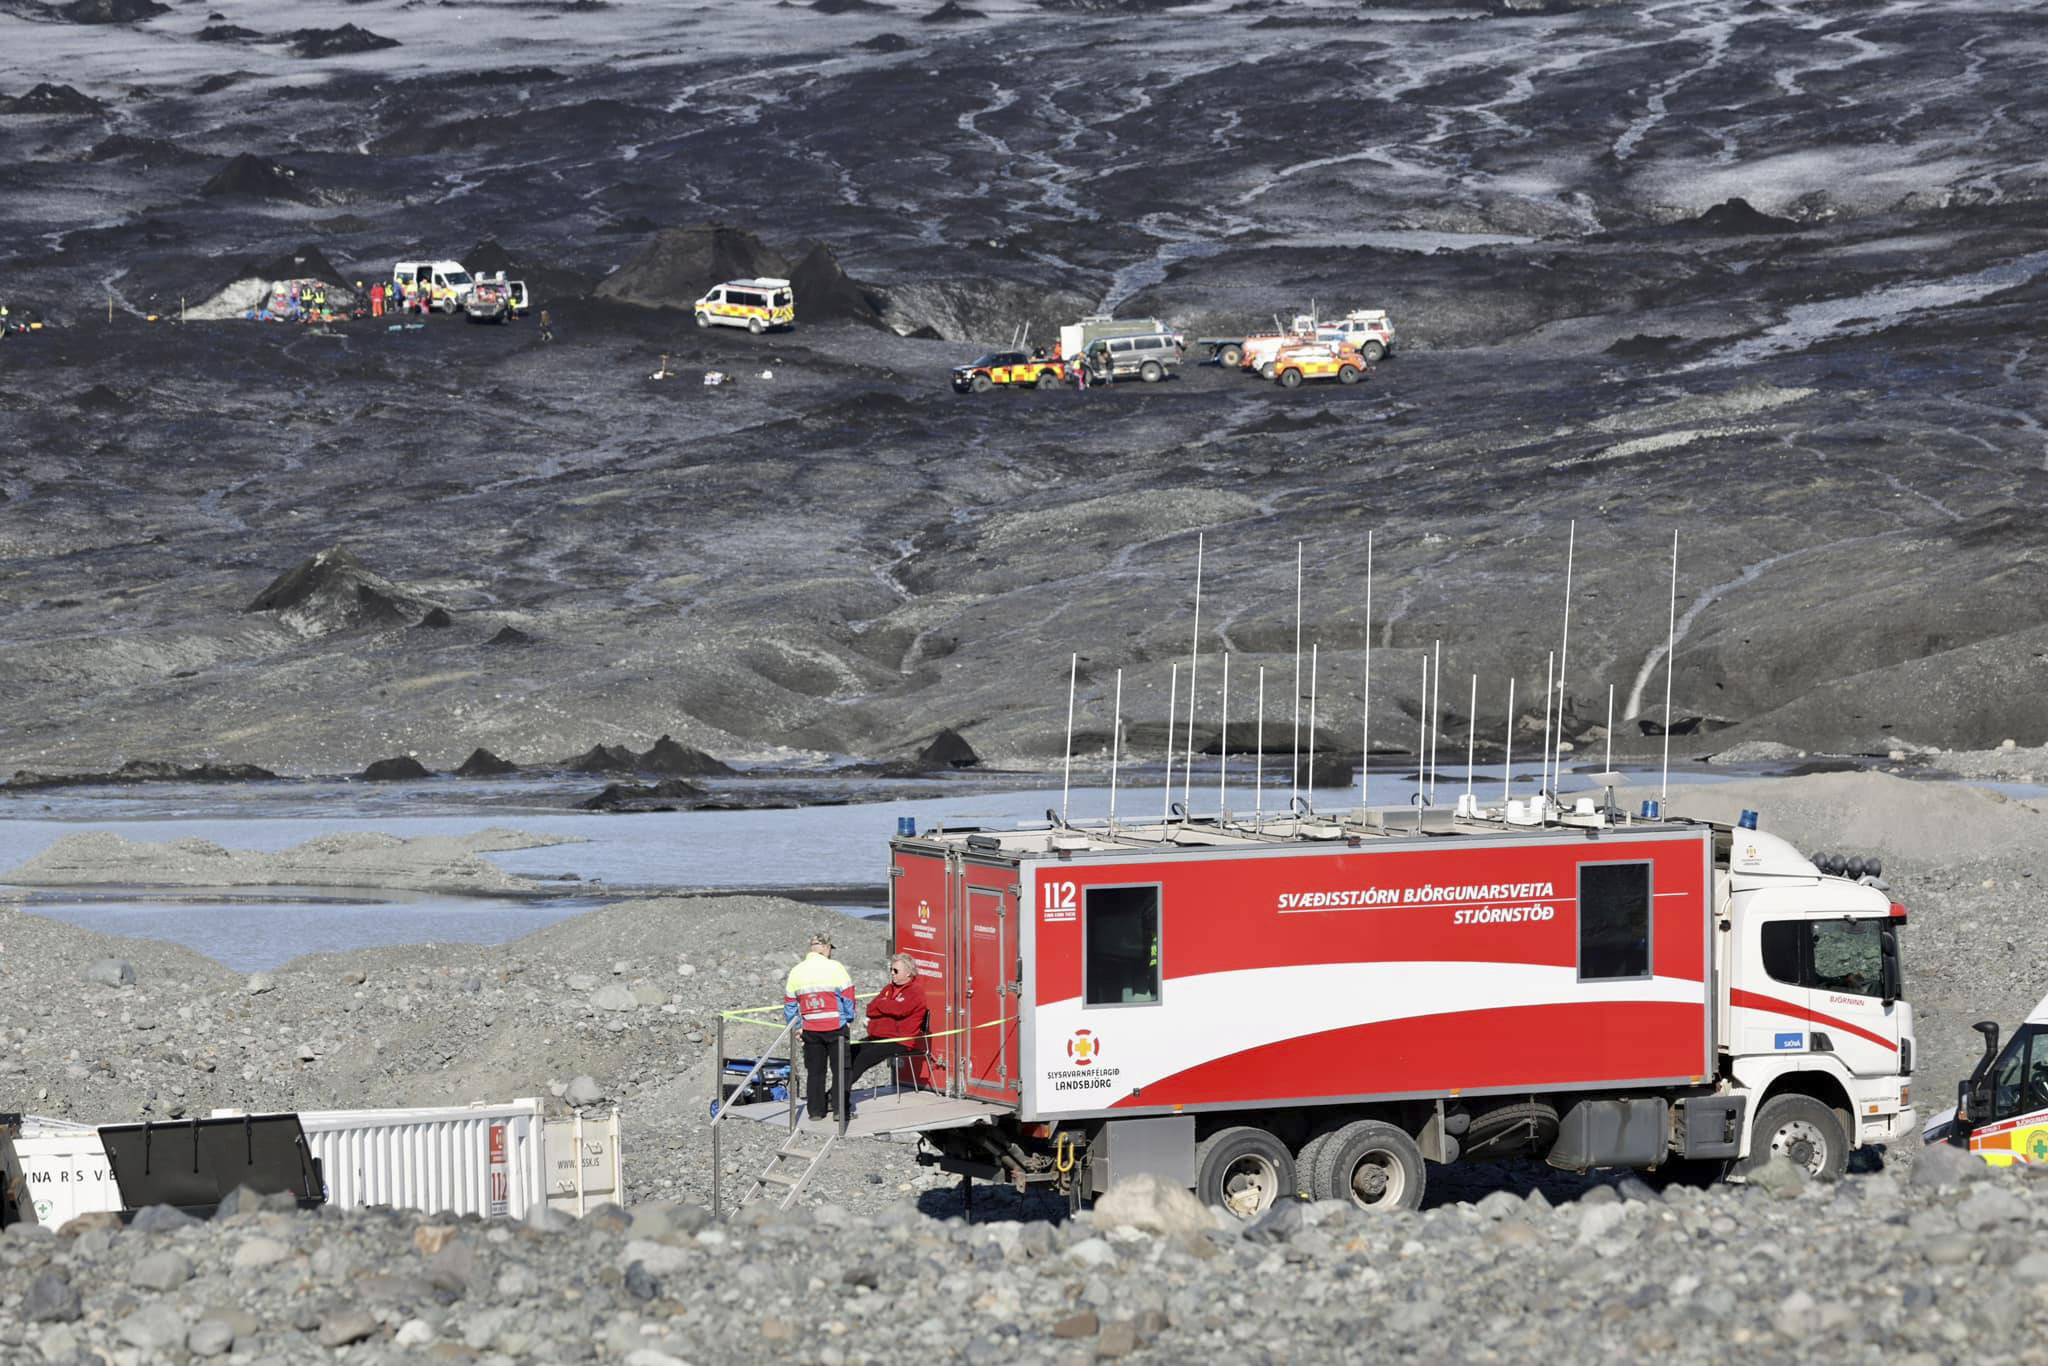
xmin=1 ymin=1117 xmax=121 ymax=1230
xmin=6 ymin=1101 xmax=624 ymax=1227
xmin=544 ymin=1111 xmax=623 ymax=1215
xmin=280 ymin=1099 xmax=551 ymax=1220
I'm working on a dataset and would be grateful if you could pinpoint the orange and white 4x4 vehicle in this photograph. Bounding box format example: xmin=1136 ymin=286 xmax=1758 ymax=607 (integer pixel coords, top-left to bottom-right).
xmin=951 ymin=351 xmax=1067 ymax=394
xmin=1271 ymin=341 xmax=1369 ymax=388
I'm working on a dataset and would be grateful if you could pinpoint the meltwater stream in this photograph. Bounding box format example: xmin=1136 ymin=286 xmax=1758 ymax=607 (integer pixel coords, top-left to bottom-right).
xmin=1 ymin=764 xmax=1739 ymax=971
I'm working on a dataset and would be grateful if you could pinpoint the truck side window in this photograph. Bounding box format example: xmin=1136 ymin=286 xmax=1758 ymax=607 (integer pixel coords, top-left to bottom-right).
xmin=1760 ymin=921 xmax=1802 ymax=987
xmin=1579 ymin=862 xmax=1650 ymax=980
xmin=1084 ymin=885 xmax=1159 ymax=1007
xmin=1808 ymin=919 xmax=1881 ymax=997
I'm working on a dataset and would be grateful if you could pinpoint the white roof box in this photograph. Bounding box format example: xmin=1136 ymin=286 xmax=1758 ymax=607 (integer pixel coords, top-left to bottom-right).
xmin=724 ymin=277 xmax=790 ymax=290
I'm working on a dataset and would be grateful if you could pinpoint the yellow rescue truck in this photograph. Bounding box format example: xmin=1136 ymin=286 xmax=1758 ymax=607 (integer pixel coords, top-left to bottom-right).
xmin=1927 ymin=990 xmax=2048 ymax=1165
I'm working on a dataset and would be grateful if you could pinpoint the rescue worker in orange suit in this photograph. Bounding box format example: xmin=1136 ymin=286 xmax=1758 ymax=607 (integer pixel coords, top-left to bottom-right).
xmin=848 ymin=955 xmax=929 ymax=1088
xmin=784 ymin=932 xmax=856 ymax=1121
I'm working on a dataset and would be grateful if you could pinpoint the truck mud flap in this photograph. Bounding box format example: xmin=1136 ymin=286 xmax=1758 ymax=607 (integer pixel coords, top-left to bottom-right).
xmin=1546 ymin=1098 xmax=1670 ymax=1172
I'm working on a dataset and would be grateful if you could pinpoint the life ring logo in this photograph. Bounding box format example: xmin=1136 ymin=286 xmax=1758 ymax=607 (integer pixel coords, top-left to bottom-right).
xmin=2026 ymin=1129 xmax=2048 ymax=1164
xmin=917 ymin=900 xmax=930 ymax=923
xmin=1067 ymin=1030 xmax=1100 ymax=1066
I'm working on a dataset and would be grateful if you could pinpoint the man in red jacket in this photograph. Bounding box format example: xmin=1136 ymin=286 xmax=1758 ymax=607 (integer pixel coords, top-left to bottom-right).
xmin=848 ymin=954 xmax=929 ymax=1090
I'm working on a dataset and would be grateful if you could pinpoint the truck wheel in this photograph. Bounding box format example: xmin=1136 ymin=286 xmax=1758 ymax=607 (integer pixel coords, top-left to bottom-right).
xmin=748 ymin=317 xmax=765 ymax=335
xmin=1036 ymin=371 xmax=1059 ymax=389
xmin=1360 ymin=341 xmax=1385 ymax=363
xmin=1732 ymin=1094 xmax=1848 ymax=1182
xmin=1140 ymin=361 xmax=1163 ymax=383
xmin=1219 ymin=344 xmax=1243 ymax=368
xmin=971 ymin=374 xmax=993 ymax=394
xmin=1278 ymin=368 xmax=1303 ymax=389
xmin=1337 ymin=365 xmax=1359 ymax=384
xmin=1195 ymin=1126 xmax=1295 ymax=1220
xmin=1314 ymin=1120 xmax=1425 ymax=1211
xmin=1260 ymin=362 xmax=1277 ymax=380
xmin=1292 ymin=1127 xmax=1341 ymax=1200
xmin=695 ymin=311 xmax=712 ymax=329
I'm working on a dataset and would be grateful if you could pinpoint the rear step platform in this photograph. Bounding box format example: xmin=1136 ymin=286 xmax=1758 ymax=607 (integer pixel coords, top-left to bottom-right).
xmin=718 ymin=1088 xmax=1009 ymax=1139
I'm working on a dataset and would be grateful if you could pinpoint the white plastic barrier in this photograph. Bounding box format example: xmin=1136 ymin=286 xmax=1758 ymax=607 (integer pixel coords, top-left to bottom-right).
xmin=2 ymin=1102 xmax=624 ymax=1228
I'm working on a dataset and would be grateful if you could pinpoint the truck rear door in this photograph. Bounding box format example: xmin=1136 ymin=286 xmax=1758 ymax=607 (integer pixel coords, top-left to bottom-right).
xmin=964 ymin=879 xmax=1017 ymax=1102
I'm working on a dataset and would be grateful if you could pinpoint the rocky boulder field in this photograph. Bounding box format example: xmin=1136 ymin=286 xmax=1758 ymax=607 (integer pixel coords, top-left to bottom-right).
xmin=4 ymin=770 xmax=2048 ymax=1360
xmin=9 ymin=1152 xmax=2048 ymax=1366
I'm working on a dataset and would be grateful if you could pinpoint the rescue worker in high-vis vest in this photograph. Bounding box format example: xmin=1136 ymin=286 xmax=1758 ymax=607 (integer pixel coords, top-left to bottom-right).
xmin=784 ymin=932 xmax=857 ymax=1121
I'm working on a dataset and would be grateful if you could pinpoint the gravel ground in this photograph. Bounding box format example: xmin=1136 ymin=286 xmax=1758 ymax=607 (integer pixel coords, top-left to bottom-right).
xmin=5 ymin=771 xmax=2047 ymax=1359
xmin=5 ymin=1146 xmax=2047 ymax=1365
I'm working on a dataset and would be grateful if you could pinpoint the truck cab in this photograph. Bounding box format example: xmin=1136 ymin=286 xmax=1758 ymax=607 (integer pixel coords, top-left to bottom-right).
xmin=1719 ymin=828 xmax=1914 ymax=1175
xmin=1928 ymin=994 xmax=2048 ymax=1165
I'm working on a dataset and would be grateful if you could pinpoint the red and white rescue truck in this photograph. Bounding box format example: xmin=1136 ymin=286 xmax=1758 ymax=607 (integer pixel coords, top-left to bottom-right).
xmin=888 ymin=797 xmax=1915 ymax=1214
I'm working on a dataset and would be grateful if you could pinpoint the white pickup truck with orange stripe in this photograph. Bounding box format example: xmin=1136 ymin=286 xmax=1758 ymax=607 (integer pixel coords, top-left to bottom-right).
xmin=694 ymin=277 xmax=795 ymax=334
xmin=1924 ymin=994 xmax=2048 ymax=1166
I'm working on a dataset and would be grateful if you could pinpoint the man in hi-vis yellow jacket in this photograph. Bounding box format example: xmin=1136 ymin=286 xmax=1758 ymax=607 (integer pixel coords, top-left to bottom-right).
xmin=785 ymin=933 xmax=856 ymax=1120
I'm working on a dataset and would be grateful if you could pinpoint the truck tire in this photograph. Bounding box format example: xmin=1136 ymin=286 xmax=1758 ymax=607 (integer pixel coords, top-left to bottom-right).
xmin=1337 ymin=365 xmax=1359 ymax=384
xmin=1140 ymin=361 xmax=1163 ymax=383
xmin=1260 ymin=362 xmax=1277 ymax=380
xmin=748 ymin=317 xmax=765 ymax=334
xmin=1732 ymin=1094 xmax=1849 ymax=1182
xmin=1292 ymin=1126 xmax=1341 ymax=1201
xmin=1195 ymin=1125 xmax=1295 ymax=1220
xmin=1314 ymin=1120 xmax=1426 ymax=1211
xmin=1278 ymin=368 xmax=1303 ymax=389
xmin=1036 ymin=371 xmax=1059 ymax=389
xmin=695 ymin=311 xmax=712 ymax=329
xmin=971 ymin=374 xmax=993 ymax=394
xmin=1360 ymin=341 xmax=1385 ymax=363
xmin=1219 ymin=344 xmax=1243 ymax=368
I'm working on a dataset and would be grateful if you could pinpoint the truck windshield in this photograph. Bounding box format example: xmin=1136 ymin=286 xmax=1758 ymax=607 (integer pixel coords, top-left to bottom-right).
xmin=444 ymin=272 xmax=471 ymax=286
xmin=1989 ymin=1024 xmax=2048 ymax=1120
xmin=1810 ymin=918 xmax=1884 ymax=997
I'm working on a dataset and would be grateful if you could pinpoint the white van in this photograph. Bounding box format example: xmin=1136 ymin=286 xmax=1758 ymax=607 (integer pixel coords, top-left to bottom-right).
xmin=694 ymin=278 xmax=795 ymax=333
xmin=392 ymin=260 xmax=476 ymax=313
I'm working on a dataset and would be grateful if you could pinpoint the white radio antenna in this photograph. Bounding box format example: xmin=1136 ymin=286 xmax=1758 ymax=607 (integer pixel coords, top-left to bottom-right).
xmin=1108 ymin=668 xmax=1124 ymax=829
xmin=1183 ymin=531 xmax=1204 ymax=812
xmin=1605 ymin=682 xmax=1615 ymax=778
xmin=1291 ymin=540 xmax=1303 ymax=808
xmin=1415 ymin=652 xmax=1428 ymax=809
xmin=1429 ymin=638 xmax=1441 ymax=802
xmin=1218 ymin=653 xmax=1230 ymax=816
xmin=1162 ymin=663 xmax=1179 ymax=825
xmin=1307 ymin=642 xmax=1320 ymax=811
xmin=1255 ymin=665 xmax=1266 ymax=820
xmin=1061 ymin=652 xmax=1077 ymax=820
xmin=1540 ymin=650 xmax=1555 ymax=808
xmin=1360 ymin=530 xmax=1373 ymax=811
xmin=1502 ymin=677 xmax=1515 ymax=804
xmin=1464 ymin=673 xmax=1477 ymax=801
xmin=1662 ymin=531 xmax=1678 ymax=804
xmin=1554 ymin=520 xmax=1575 ymax=798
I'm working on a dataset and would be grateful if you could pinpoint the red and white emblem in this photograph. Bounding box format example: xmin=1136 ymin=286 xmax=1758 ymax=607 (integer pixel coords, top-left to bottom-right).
xmin=1067 ymin=1030 xmax=1100 ymax=1066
